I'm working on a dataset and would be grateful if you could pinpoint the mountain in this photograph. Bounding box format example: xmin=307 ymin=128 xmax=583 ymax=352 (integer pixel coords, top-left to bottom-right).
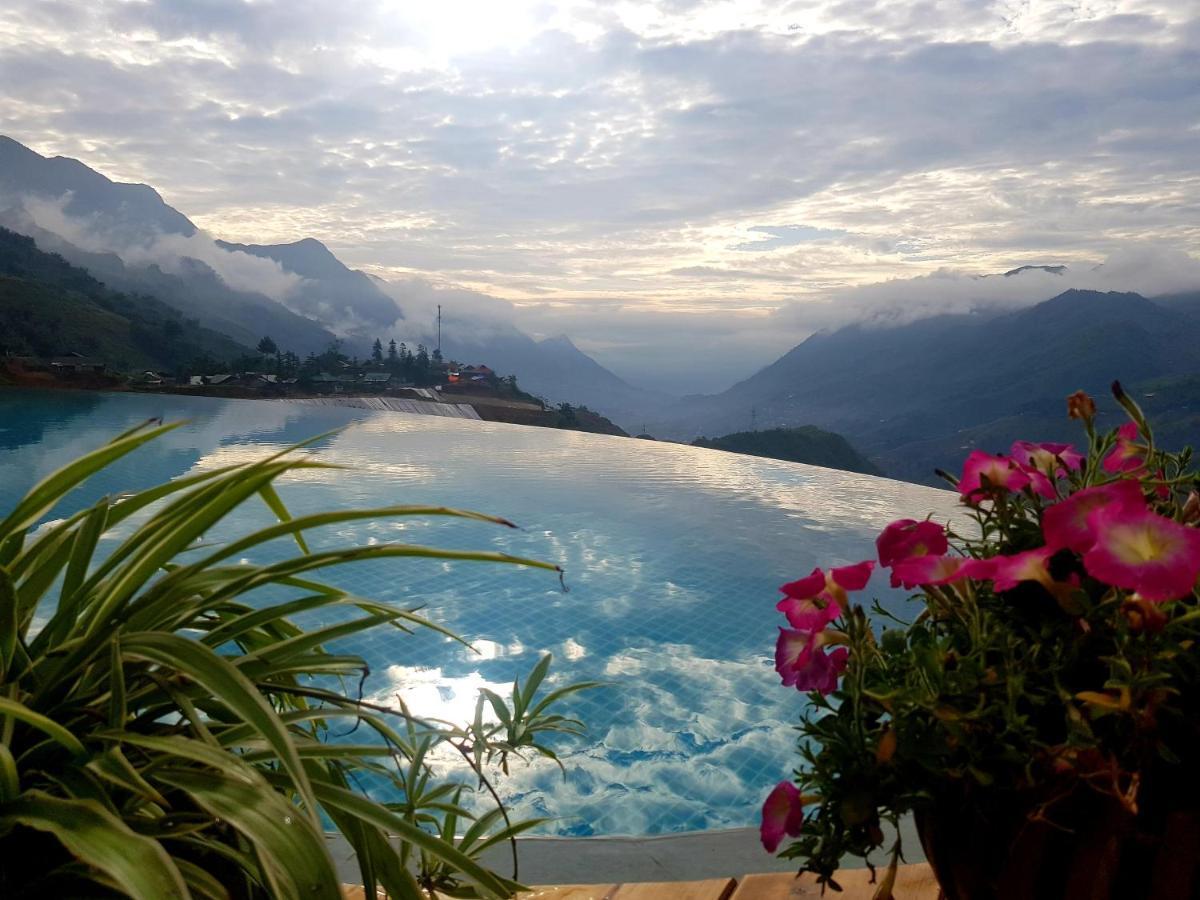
xmin=0 ymin=226 xmax=250 ymax=370
xmin=654 ymin=290 xmax=1200 ymax=484
xmin=0 ymin=138 xmax=339 ymax=354
xmin=0 ymin=135 xmax=195 ymax=242
xmin=0 ymin=208 xmax=337 ymax=355
xmin=439 ymin=330 xmax=671 ymax=427
xmin=692 ymin=426 xmax=882 ymax=476
xmin=216 ymin=237 xmax=401 ymax=328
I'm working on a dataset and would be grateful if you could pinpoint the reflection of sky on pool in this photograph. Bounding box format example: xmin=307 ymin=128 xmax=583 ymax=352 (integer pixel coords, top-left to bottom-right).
xmin=0 ymin=388 xmax=958 ymax=836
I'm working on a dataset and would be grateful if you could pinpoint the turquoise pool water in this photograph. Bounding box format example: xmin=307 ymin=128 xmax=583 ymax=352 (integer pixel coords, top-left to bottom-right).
xmin=0 ymin=388 xmax=957 ymax=836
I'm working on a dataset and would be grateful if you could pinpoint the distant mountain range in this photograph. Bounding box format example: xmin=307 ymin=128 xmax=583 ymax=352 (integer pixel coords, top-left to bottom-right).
xmin=651 ymin=288 xmax=1200 ymax=483
xmin=0 ymin=135 xmax=655 ymax=411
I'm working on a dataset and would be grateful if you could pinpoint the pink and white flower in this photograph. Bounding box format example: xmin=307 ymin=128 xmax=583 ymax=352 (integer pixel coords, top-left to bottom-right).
xmin=889 ymin=554 xmax=966 ymax=589
xmin=1082 ymin=506 xmax=1200 ymax=601
xmin=958 ymin=451 xmax=1032 ymax=502
xmin=776 ymin=562 xmax=874 ymax=629
xmin=1102 ymin=422 xmax=1146 ymax=475
xmin=775 ymin=627 xmax=849 ymax=695
xmin=760 ymin=780 xmax=806 ymax=852
xmin=1011 ymin=441 xmax=1085 ymax=477
xmin=876 ymin=519 xmax=949 ymax=577
xmin=1042 ymin=479 xmax=1146 ymax=553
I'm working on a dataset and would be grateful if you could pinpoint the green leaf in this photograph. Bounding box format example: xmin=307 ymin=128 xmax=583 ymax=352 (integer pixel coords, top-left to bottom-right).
xmin=0 ymin=421 xmax=180 ymax=541
xmin=156 ymin=768 xmax=341 ymax=900
xmin=119 ymin=632 xmax=319 ymax=824
xmin=258 ymin=482 xmax=310 ymax=555
xmin=0 ymin=791 xmax=188 ymax=900
xmin=273 ymin=775 xmax=515 ymax=899
xmin=0 ymin=566 xmax=16 ymax=674
xmin=0 ymin=695 xmax=85 ymax=757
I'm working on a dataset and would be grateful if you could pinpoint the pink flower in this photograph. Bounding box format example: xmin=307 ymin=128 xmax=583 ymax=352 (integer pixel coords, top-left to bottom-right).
xmin=958 ymin=451 xmax=1031 ymax=502
xmin=776 ymin=562 xmax=875 ymax=629
xmin=1042 ymin=480 xmax=1146 ymax=553
xmin=889 ymin=554 xmax=966 ymax=589
xmin=760 ymin=781 xmax=806 ymax=853
xmin=1011 ymin=441 xmax=1085 ymax=477
xmin=1103 ymin=423 xmax=1145 ymax=474
xmin=977 ymin=547 xmax=1056 ymax=591
xmin=1082 ymin=506 xmax=1200 ymax=601
xmin=877 ymin=519 xmax=948 ymax=572
xmin=775 ymin=627 xmax=849 ymax=695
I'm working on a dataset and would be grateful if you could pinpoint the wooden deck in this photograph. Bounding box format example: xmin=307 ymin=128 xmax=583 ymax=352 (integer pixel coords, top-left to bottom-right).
xmin=342 ymin=863 xmax=941 ymax=899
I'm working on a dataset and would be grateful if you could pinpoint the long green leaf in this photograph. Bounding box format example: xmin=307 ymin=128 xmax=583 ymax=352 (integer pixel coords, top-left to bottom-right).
xmin=119 ymin=633 xmax=320 ymax=824
xmin=272 ymin=774 xmax=515 ymax=899
xmin=0 ymin=421 xmax=181 ymax=540
xmin=155 ymin=768 xmax=340 ymax=900
xmin=0 ymin=696 xmax=85 ymax=757
xmin=0 ymin=791 xmax=188 ymax=900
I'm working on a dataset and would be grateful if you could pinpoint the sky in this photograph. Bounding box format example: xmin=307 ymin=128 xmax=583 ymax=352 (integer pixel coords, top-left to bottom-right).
xmin=2 ymin=0 xmax=1199 ymax=391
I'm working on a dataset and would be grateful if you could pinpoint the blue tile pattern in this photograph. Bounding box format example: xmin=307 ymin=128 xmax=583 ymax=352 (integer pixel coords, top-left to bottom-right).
xmin=0 ymin=388 xmax=958 ymax=836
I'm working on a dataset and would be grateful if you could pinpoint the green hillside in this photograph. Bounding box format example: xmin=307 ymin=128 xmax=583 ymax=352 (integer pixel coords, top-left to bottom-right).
xmin=692 ymin=426 xmax=883 ymax=476
xmin=0 ymin=227 xmax=250 ymax=371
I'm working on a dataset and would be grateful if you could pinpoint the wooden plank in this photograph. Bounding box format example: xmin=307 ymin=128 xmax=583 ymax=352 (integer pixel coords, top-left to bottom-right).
xmin=730 ymin=864 xmax=939 ymax=900
xmin=516 ymin=885 xmax=621 ymax=900
xmin=613 ymin=878 xmax=738 ymax=900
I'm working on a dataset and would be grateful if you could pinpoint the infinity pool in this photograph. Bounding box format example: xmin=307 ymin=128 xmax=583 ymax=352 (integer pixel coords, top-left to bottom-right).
xmin=0 ymin=388 xmax=957 ymax=836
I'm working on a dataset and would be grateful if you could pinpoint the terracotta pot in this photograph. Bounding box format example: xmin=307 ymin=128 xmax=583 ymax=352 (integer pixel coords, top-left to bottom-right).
xmin=916 ymin=778 xmax=1200 ymax=900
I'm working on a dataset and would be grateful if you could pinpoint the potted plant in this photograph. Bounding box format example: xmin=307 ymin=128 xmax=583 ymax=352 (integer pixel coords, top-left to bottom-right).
xmin=761 ymin=384 xmax=1200 ymax=899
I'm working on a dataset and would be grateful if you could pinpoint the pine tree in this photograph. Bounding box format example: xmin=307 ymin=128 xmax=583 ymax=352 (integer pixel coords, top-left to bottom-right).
xmin=371 ymin=338 xmax=383 ymax=364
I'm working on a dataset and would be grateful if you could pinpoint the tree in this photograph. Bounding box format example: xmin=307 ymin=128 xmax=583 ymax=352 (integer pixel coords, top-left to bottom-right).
xmin=371 ymin=338 xmax=384 ymax=364
xmin=387 ymin=338 xmax=398 ymax=366
xmin=257 ymin=336 xmax=278 ymax=357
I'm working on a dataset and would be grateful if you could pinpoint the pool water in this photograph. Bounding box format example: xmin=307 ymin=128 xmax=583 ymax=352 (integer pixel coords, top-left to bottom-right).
xmin=0 ymin=388 xmax=957 ymax=836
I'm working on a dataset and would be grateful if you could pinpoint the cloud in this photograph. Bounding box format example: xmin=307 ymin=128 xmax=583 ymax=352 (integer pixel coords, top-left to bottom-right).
xmin=16 ymin=193 xmax=305 ymax=302
xmin=1 ymin=0 xmax=1198 ymax=391
xmin=771 ymin=244 xmax=1200 ymax=334
xmin=733 ymin=225 xmax=850 ymax=251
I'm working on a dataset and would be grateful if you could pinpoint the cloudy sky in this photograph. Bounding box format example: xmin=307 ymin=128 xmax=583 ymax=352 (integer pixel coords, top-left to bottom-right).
xmin=2 ymin=0 xmax=1199 ymax=390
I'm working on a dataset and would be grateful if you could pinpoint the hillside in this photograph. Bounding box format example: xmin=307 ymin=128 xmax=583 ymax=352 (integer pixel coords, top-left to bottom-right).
xmin=692 ymin=427 xmax=883 ymax=476
xmin=0 ymin=227 xmax=250 ymax=371
xmin=654 ymin=289 xmax=1200 ymax=483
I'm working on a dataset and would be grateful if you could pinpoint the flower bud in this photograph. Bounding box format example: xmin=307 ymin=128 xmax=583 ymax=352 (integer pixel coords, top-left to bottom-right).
xmin=1122 ymin=594 xmax=1167 ymax=634
xmin=1183 ymin=491 xmax=1200 ymax=524
xmin=1067 ymin=390 xmax=1097 ymax=421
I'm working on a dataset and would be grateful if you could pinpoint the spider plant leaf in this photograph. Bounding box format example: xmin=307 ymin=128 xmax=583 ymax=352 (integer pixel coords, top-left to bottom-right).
xmin=276 ymin=775 xmax=514 ymax=899
xmin=0 ymin=420 xmax=181 ymax=541
xmin=0 ymin=791 xmax=189 ymax=900
xmin=118 ymin=632 xmax=319 ymax=822
xmin=258 ymin=481 xmax=310 ymax=555
xmin=155 ymin=767 xmax=340 ymax=900
xmin=0 ymin=696 xmax=85 ymax=757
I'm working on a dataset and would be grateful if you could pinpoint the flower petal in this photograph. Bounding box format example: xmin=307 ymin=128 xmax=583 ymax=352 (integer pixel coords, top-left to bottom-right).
xmin=877 ymin=519 xmax=948 ymax=568
xmin=760 ymin=781 xmax=805 ymax=852
xmin=1083 ymin=506 xmax=1200 ymax=601
xmin=780 ymin=568 xmax=825 ymax=600
xmin=959 ymin=451 xmax=1031 ymax=502
xmin=1042 ymin=480 xmax=1146 ymax=553
xmin=830 ymin=560 xmax=875 ymax=591
xmin=890 ymin=554 xmax=965 ymax=589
